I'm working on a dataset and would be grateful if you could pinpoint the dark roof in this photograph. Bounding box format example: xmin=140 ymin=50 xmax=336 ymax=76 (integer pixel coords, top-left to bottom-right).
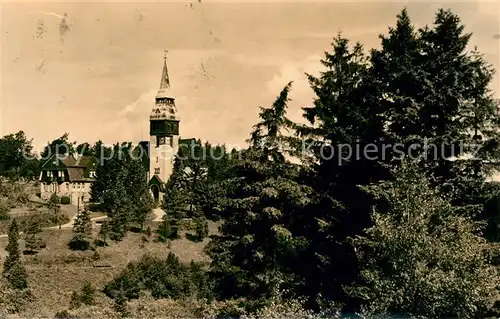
xmin=67 ymin=167 xmax=85 ymax=181
xmin=41 ymin=154 xmax=98 ymax=169
xmin=61 ymin=154 xmax=77 ymax=166
xmin=41 ymin=154 xmax=77 ymax=169
xmin=73 ymin=156 xmax=98 ymax=168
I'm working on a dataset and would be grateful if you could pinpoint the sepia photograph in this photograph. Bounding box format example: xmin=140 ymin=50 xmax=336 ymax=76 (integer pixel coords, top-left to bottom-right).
xmin=0 ymin=0 xmax=499 ymax=317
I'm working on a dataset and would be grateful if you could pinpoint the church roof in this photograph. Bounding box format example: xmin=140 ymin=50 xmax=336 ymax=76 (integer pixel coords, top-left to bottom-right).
xmin=156 ymin=52 xmax=174 ymax=99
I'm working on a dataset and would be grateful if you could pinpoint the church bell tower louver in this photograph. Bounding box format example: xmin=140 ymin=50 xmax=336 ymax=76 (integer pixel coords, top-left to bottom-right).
xmin=149 ymin=51 xmax=180 ymax=202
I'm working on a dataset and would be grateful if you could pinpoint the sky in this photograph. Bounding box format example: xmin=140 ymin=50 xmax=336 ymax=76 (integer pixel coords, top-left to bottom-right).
xmin=0 ymin=1 xmax=499 ymax=153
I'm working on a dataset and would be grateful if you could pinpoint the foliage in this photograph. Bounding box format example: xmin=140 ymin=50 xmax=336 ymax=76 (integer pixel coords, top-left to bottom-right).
xmin=156 ymin=217 xmax=176 ymax=243
xmin=24 ymin=215 xmax=45 ymax=254
xmin=48 ymin=193 xmax=63 ymax=228
xmin=0 ymin=131 xmax=40 ymax=179
xmin=206 ymin=82 xmax=314 ymax=302
xmin=69 ymin=281 xmax=96 ymax=309
xmin=3 ymin=220 xmax=28 ymax=290
xmin=277 ymin=8 xmax=500 ymax=311
xmin=0 ymin=278 xmax=34 ymax=314
xmin=0 ymin=179 xmax=30 ymax=208
xmin=60 ymin=196 xmax=71 ymax=205
xmin=41 ymin=133 xmax=76 ymax=158
xmin=103 ymin=252 xmax=212 ymax=302
xmin=163 ymin=185 xmax=188 ymax=238
xmin=0 ymin=198 xmax=10 ymax=220
xmin=193 ymin=217 xmax=209 ymax=242
xmin=96 ymin=220 xmax=110 ymax=246
xmin=69 ymin=211 xmax=93 ymax=251
xmin=91 ymin=143 xmax=153 ymax=240
xmin=347 ymin=162 xmax=500 ymax=318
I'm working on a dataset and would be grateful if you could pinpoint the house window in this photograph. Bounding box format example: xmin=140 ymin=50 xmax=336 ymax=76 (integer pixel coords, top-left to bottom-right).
xmin=89 ymin=170 xmax=96 ymax=178
xmin=58 ymin=171 xmax=64 ymax=178
xmin=154 ymin=168 xmax=160 ymax=175
xmin=156 ymin=157 xmax=159 ymax=163
xmin=169 ymin=137 xmax=173 ymax=147
xmin=47 ymin=171 xmax=53 ymax=178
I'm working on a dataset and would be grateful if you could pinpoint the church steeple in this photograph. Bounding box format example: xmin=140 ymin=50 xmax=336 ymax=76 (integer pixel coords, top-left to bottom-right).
xmin=150 ymin=51 xmax=179 ymax=132
xmin=148 ymin=51 xmax=181 ymax=203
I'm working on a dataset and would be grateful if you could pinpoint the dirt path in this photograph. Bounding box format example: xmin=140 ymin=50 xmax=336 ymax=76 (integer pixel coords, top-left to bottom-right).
xmin=0 ymin=206 xmax=164 ymax=239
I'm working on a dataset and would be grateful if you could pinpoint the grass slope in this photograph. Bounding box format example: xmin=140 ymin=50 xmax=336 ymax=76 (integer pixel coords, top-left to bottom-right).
xmin=0 ymin=221 xmax=218 ymax=318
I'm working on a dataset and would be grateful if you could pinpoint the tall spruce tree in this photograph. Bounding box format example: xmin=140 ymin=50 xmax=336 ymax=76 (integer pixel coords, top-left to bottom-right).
xmin=163 ymin=185 xmax=188 ymax=239
xmin=206 ymin=82 xmax=314 ymax=302
xmin=3 ymin=219 xmax=28 ymax=289
xmin=298 ymin=34 xmax=387 ymax=308
xmin=24 ymin=216 xmax=43 ymax=254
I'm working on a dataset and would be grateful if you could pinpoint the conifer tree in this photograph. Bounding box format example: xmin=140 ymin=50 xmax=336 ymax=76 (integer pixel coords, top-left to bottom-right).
xmin=298 ymin=33 xmax=383 ymax=307
xmin=97 ymin=219 xmax=110 ymax=246
xmin=193 ymin=216 xmax=208 ymax=242
xmin=207 ymin=83 xmax=314 ymax=301
xmin=3 ymin=219 xmax=28 ymax=289
xmin=69 ymin=210 xmax=93 ymax=250
xmin=3 ymin=219 xmax=21 ymax=275
xmin=156 ymin=217 xmax=174 ymax=243
xmin=24 ymin=216 xmax=44 ymax=254
xmin=48 ymin=193 xmax=62 ymax=229
xmin=163 ymin=185 xmax=187 ymax=239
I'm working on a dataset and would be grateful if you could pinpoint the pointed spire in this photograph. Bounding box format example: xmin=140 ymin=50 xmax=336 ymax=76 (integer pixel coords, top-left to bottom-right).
xmin=159 ymin=50 xmax=170 ymax=90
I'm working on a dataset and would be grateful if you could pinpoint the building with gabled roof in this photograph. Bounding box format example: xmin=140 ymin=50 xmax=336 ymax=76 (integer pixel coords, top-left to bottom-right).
xmin=39 ymin=153 xmax=98 ymax=204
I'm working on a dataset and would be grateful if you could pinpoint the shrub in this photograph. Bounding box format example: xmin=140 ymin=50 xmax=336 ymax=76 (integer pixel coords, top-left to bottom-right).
xmin=69 ymin=281 xmax=96 ymax=309
xmin=0 ymin=198 xmax=10 ymax=220
xmin=60 ymin=196 xmax=71 ymax=205
xmin=68 ymin=234 xmax=92 ymax=251
xmin=0 ymin=284 xmax=34 ymax=314
xmin=156 ymin=218 xmax=176 ymax=243
xmin=104 ymin=252 xmax=212 ymax=302
xmin=114 ymin=291 xmax=129 ymax=318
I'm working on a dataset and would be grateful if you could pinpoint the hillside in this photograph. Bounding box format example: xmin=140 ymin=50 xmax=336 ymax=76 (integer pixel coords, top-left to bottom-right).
xmin=0 ymin=219 xmax=217 ymax=318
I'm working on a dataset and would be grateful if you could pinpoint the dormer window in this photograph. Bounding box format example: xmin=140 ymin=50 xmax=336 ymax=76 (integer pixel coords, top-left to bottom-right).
xmin=89 ymin=170 xmax=97 ymax=178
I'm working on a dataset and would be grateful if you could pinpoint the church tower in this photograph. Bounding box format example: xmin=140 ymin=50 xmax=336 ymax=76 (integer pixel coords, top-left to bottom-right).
xmin=149 ymin=51 xmax=179 ymax=202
